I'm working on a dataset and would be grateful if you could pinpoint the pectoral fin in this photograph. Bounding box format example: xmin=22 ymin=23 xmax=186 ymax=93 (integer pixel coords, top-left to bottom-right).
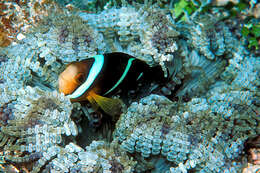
xmin=86 ymin=94 xmax=100 ymax=112
xmin=87 ymin=92 xmax=123 ymax=116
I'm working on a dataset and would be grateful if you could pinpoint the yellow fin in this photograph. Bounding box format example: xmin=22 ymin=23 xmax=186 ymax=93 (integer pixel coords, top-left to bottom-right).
xmin=86 ymin=94 xmax=99 ymax=111
xmin=88 ymin=92 xmax=123 ymax=116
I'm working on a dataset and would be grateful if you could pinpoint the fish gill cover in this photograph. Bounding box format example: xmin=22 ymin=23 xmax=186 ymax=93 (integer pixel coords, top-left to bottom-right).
xmin=0 ymin=0 xmax=259 ymax=172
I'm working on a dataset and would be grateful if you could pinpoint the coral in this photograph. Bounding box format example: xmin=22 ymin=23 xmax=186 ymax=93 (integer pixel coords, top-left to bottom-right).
xmin=0 ymin=0 xmax=59 ymax=47
xmin=79 ymin=6 xmax=144 ymax=53
xmin=0 ymin=85 xmax=77 ymax=172
xmin=0 ymin=84 xmax=135 ymax=172
xmin=79 ymin=4 xmax=179 ymax=72
xmin=220 ymin=51 xmax=259 ymax=92
xmin=44 ymin=12 xmax=104 ymax=62
xmin=42 ymin=140 xmax=136 ymax=172
xmin=138 ymin=7 xmax=179 ymax=74
xmin=113 ymin=93 xmax=259 ymax=172
xmin=0 ymin=40 xmax=62 ymax=90
xmin=175 ymin=51 xmax=227 ymax=97
xmin=212 ymin=0 xmax=260 ymax=50
xmin=190 ymin=12 xmax=236 ymax=56
xmin=242 ymin=164 xmax=260 ymax=173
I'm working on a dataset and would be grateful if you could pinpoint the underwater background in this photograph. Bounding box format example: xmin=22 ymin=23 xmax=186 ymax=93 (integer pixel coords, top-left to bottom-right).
xmin=0 ymin=0 xmax=259 ymax=172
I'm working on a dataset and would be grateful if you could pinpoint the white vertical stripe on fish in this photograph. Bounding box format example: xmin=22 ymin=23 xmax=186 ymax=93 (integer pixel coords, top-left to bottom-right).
xmin=104 ymin=58 xmax=135 ymax=95
xmin=67 ymin=55 xmax=104 ymax=99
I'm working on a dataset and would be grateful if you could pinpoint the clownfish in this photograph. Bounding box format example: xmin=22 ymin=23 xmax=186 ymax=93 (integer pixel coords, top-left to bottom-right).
xmin=59 ymin=52 xmax=165 ymax=116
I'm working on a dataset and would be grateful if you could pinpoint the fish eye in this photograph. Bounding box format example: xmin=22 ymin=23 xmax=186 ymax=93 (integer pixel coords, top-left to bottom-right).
xmin=76 ymin=73 xmax=85 ymax=84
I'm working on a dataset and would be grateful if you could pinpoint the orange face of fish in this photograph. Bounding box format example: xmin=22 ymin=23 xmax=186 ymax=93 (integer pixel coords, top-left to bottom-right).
xmin=58 ymin=62 xmax=87 ymax=95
